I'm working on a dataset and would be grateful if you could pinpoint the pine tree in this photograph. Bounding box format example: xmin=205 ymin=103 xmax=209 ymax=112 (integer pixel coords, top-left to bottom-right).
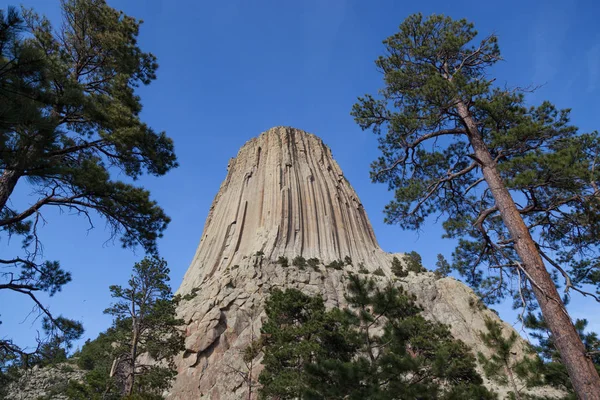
xmin=103 ymin=257 xmax=186 ymax=397
xmin=0 ymin=0 xmax=176 ymax=359
xmin=524 ymin=312 xmax=600 ymax=397
xmin=478 ymin=316 xmax=544 ymax=399
xmin=251 ymin=276 xmax=495 ymax=399
xmin=434 ymin=254 xmax=451 ymax=278
xmin=391 ymin=256 xmax=407 ymax=277
xmin=351 ymin=13 xmax=600 ymax=397
xmin=404 ymin=251 xmax=426 ymax=273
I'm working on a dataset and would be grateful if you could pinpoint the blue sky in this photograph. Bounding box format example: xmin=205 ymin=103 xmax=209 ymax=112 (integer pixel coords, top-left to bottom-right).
xmin=2 ymin=0 xmax=600 ymax=351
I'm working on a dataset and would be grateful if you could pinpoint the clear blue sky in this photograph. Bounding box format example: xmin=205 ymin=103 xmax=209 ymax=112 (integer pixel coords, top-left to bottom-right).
xmin=2 ymin=0 xmax=599 ymax=351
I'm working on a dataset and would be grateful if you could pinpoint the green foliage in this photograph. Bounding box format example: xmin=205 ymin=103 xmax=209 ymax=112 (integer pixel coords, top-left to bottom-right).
xmin=277 ymin=256 xmax=289 ymax=268
xmin=0 ymin=315 xmax=84 ymax=378
xmin=67 ymin=326 xmax=124 ymax=399
xmin=468 ymin=297 xmax=486 ymax=311
xmin=372 ymin=267 xmax=386 ymax=277
xmin=254 ymin=288 xmax=358 ymax=399
xmin=405 ymin=251 xmax=426 ymax=273
xmin=307 ymin=258 xmax=320 ymax=271
xmin=352 ymin=17 xmax=600 ymax=395
xmin=391 ymin=256 xmax=407 ymax=277
xmin=344 ymin=256 xmax=353 ymax=265
xmin=0 ymin=362 xmax=21 ymax=399
xmin=524 ymin=312 xmax=600 ymax=395
xmin=28 ymin=337 xmax=69 ymax=368
xmin=351 ymin=13 xmax=600 ymax=310
xmin=325 ymin=260 xmax=344 ymax=270
xmin=478 ymin=317 xmax=543 ymax=398
xmin=392 ymin=252 xmax=425 ymax=277
xmin=102 ymin=257 xmax=184 ymax=396
xmin=0 ymin=0 xmax=176 ymax=359
xmin=434 ymin=254 xmax=452 ymax=278
xmin=357 ymin=263 xmax=369 ymax=274
xmin=252 ymin=277 xmax=495 ymax=399
xmin=292 ymin=256 xmax=307 ymax=269
xmin=56 ymin=258 xmax=185 ymax=399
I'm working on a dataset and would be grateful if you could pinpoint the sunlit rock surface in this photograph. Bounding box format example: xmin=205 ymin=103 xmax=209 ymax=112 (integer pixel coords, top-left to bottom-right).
xmin=169 ymin=127 xmax=562 ymax=399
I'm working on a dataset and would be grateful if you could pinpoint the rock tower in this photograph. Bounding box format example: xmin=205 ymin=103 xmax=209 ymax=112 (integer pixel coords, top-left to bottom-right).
xmin=170 ymin=127 xmax=554 ymax=399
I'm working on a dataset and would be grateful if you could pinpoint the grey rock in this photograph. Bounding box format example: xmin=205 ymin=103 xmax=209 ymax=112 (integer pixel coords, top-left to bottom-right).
xmin=4 ymin=363 xmax=85 ymax=400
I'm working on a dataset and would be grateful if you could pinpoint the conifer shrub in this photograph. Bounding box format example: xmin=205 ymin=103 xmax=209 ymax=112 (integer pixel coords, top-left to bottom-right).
xmin=373 ymin=267 xmax=386 ymax=276
xmin=277 ymin=256 xmax=289 ymax=268
xmin=357 ymin=262 xmax=369 ymax=274
xmin=406 ymin=251 xmax=426 ymax=273
xmin=325 ymin=260 xmax=344 ymax=270
xmin=307 ymin=258 xmax=320 ymax=271
xmin=292 ymin=256 xmax=307 ymax=269
xmin=391 ymin=256 xmax=408 ymax=277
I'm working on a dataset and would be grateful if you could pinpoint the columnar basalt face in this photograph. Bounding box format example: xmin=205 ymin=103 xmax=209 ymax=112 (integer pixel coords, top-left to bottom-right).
xmin=170 ymin=127 xmax=562 ymax=400
xmin=178 ymin=126 xmax=388 ymax=295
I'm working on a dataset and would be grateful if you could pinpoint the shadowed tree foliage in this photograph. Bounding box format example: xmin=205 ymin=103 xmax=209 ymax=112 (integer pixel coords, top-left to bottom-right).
xmin=0 ymin=0 xmax=176 ymax=361
xmin=252 ymin=275 xmax=495 ymax=399
xmin=351 ymin=13 xmax=600 ymax=397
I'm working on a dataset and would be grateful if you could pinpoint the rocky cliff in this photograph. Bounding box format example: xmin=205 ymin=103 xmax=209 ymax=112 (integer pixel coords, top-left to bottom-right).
xmin=170 ymin=127 xmax=561 ymax=399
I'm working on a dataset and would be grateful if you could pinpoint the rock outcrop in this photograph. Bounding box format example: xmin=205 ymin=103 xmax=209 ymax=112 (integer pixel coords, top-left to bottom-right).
xmin=178 ymin=126 xmax=390 ymax=295
xmin=4 ymin=363 xmax=85 ymax=400
xmin=170 ymin=127 xmax=561 ymax=399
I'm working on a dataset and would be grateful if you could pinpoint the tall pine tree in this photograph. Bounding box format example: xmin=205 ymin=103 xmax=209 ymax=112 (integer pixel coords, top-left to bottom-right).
xmin=0 ymin=0 xmax=176 ymax=360
xmin=104 ymin=257 xmax=185 ymax=397
xmin=351 ymin=13 xmax=600 ymax=397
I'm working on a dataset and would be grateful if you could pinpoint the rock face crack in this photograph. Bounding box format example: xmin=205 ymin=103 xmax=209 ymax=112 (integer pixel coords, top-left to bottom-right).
xmin=169 ymin=127 xmax=562 ymax=400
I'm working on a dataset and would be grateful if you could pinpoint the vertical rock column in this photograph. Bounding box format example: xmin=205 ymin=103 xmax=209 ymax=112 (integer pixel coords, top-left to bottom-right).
xmin=177 ymin=126 xmax=385 ymax=295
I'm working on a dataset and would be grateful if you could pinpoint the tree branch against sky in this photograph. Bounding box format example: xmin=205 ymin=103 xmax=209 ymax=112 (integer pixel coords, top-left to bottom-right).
xmin=352 ymin=13 xmax=600 ymax=398
xmin=0 ymin=0 xmax=176 ymax=361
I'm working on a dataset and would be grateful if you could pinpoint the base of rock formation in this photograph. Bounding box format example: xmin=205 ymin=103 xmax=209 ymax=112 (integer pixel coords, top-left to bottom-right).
xmin=170 ymin=253 xmax=563 ymax=399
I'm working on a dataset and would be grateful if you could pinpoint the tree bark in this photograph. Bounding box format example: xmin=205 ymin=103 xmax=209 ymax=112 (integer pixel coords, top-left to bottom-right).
xmin=456 ymin=100 xmax=600 ymax=399
xmin=0 ymin=168 xmax=21 ymax=212
xmin=125 ymin=322 xmax=138 ymax=396
xmin=505 ymin=363 xmax=521 ymax=400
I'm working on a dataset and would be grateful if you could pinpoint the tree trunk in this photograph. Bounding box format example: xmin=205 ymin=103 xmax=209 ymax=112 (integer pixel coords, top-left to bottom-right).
xmin=0 ymin=168 xmax=21 ymax=212
xmin=125 ymin=323 xmax=138 ymax=396
xmin=505 ymin=363 xmax=521 ymax=400
xmin=456 ymin=100 xmax=600 ymax=399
